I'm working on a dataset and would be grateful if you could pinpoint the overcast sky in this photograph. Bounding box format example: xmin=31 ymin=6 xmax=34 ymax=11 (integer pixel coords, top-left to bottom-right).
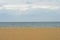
xmin=0 ymin=0 xmax=60 ymax=22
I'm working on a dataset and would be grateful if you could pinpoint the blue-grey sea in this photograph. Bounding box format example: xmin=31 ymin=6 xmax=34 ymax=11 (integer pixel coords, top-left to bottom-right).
xmin=0 ymin=22 xmax=60 ymax=28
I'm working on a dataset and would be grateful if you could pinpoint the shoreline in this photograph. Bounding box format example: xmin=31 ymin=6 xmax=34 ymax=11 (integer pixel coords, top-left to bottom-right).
xmin=0 ymin=26 xmax=58 ymax=28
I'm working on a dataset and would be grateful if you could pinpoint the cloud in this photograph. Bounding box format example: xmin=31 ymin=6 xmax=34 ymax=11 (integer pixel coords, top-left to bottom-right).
xmin=0 ymin=0 xmax=5 ymax=3
xmin=0 ymin=0 xmax=7 ymax=5
xmin=0 ymin=3 xmax=59 ymax=16
xmin=0 ymin=0 xmax=60 ymax=5
xmin=0 ymin=0 xmax=60 ymax=22
xmin=0 ymin=0 xmax=60 ymax=16
xmin=1 ymin=4 xmax=30 ymax=11
xmin=31 ymin=4 xmax=59 ymax=10
xmin=0 ymin=4 xmax=59 ymax=11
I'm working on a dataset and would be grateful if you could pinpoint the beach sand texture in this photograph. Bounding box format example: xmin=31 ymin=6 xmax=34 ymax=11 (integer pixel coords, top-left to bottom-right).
xmin=0 ymin=28 xmax=60 ymax=40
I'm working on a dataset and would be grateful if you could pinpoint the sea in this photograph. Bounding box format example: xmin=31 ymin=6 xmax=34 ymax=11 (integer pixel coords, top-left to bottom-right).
xmin=0 ymin=22 xmax=60 ymax=28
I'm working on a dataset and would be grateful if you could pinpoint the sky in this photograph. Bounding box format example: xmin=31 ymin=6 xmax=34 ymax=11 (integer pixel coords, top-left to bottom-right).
xmin=0 ymin=0 xmax=60 ymax=22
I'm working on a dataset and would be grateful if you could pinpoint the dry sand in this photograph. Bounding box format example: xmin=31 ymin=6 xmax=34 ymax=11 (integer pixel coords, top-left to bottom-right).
xmin=0 ymin=28 xmax=60 ymax=40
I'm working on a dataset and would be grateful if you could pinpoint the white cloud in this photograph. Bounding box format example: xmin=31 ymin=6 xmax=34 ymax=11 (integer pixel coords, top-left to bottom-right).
xmin=0 ymin=7 xmax=3 ymax=10
xmin=2 ymin=4 xmax=30 ymax=11
xmin=31 ymin=4 xmax=59 ymax=10
xmin=0 ymin=0 xmax=6 ymax=5
xmin=0 ymin=4 xmax=59 ymax=11
xmin=1 ymin=4 xmax=59 ymax=16
xmin=0 ymin=0 xmax=60 ymax=5
xmin=0 ymin=0 xmax=5 ymax=3
xmin=31 ymin=5 xmax=51 ymax=9
xmin=0 ymin=1 xmax=60 ymax=16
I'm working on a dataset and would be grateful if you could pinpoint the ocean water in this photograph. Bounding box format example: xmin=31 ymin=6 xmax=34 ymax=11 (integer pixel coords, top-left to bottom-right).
xmin=0 ymin=22 xmax=60 ymax=28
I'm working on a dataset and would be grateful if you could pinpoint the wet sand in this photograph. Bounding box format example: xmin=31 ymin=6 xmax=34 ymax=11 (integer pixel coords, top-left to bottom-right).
xmin=0 ymin=28 xmax=60 ymax=40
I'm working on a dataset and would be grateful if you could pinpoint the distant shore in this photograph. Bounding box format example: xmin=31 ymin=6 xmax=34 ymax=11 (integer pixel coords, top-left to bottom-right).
xmin=0 ymin=28 xmax=60 ymax=40
xmin=0 ymin=26 xmax=58 ymax=28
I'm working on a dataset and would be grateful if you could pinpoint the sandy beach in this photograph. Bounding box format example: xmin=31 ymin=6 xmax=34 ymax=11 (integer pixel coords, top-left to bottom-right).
xmin=0 ymin=28 xmax=60 ymax=40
